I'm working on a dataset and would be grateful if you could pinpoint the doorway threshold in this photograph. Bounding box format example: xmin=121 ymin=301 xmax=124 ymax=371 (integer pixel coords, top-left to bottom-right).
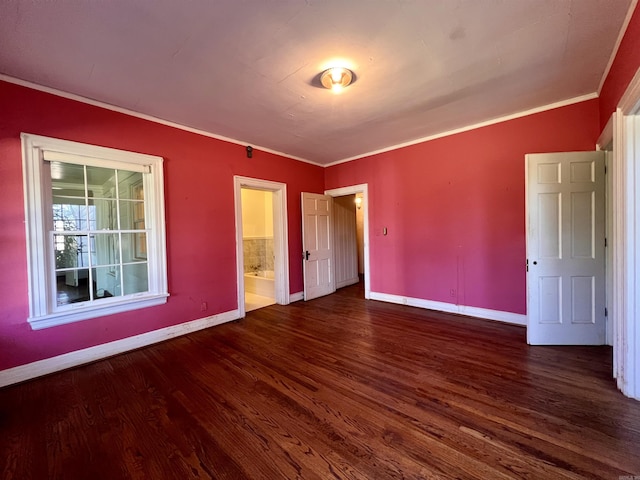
xmin=245 ymin=293 xmax=276 ymax=312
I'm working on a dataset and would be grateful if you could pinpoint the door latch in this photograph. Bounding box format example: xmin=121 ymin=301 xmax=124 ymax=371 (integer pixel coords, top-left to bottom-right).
xmin=303 ymin=250 xmax=310 ymax=260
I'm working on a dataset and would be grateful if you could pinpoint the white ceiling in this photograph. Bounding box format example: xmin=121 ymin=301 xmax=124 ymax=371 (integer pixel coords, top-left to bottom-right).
xmin=0 ymin=0 xmax=634 ymax=165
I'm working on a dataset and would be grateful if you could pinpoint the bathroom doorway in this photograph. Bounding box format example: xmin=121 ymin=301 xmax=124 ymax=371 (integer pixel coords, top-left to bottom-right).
xmin=241 ymin=188 xmax=276 ymax=311
xmin=234 ymin=176 xmax=290 ymax=317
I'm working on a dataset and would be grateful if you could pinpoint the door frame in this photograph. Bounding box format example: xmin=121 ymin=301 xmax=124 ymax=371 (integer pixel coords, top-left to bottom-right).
xmin=234 ymin=176 xmax=290 ymax=318
xmin=325 ymin=184 xmax=371 ymax=300
xmin=597 ymin=66 xmax=640 ymax=400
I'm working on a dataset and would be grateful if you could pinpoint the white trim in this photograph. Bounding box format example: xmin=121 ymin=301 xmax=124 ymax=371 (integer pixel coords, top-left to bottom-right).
xmin=619 ymin=66 xmax=640 ymax=115
xmin=610 ymin=65 xmax=640 ymax=400
xmin=0 ymin=73 xmax=320 ymax=167
xmin=325 ymin=93 xmax=599 ymax=167
xmin=619 ymin=112 xmax=640 ymax=400
xmin=612 ymin=110 xmax=626 ymax=386
xmin=599 ymin=116 xmax=617 ymax=350
xmin=369 ymin=291 xmax=526 ymax=326
xmin=0 ymin=309 xmax=240 ymax=388
xmin=632 ymin=114 xmax=640 ymax=400
xmin=29 ymin=294 xmax=170 ymax=330
xmin=234 ymin=176 xmax=290 ymax=318
xmin=289 ymin=292 xmax=304 ymax=302
xmin=597 ymin=114 xmax=614 ymax=149
xmin=324 ymin=184 xmax=371 ymax=300
xmin=597 ymin=0 xmax=639 ymax=94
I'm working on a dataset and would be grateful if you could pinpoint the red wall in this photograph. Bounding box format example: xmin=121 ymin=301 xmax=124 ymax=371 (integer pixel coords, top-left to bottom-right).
xmin=0 ymin=80 xmax=324 ymax=370
xmin=325 ymin=100 xmax=600 ymax=315
xmin=600 ymin=4 xmax=640 ymax=128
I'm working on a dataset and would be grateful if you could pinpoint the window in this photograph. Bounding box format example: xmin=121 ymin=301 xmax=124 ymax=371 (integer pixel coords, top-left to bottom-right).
xmin=21 ymin=133 xmax=168 ymax=330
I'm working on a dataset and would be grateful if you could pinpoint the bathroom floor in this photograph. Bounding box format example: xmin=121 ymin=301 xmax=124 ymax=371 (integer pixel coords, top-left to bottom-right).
xmin=245 ymin=292 xmax=276 ymax=312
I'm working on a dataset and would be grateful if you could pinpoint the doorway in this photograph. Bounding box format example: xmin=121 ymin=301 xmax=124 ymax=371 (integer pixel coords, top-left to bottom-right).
xmin=234 ymin=176 xmax=290 ymax=317
xmin=325 ymin=184 xmax=370 ymax=299
xmin=241 ymin=188 xmax=276 ymax=311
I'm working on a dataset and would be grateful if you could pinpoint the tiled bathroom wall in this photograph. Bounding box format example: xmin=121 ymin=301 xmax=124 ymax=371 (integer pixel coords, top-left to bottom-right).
xmin=243 ymin=237 xmax=274 ymax=273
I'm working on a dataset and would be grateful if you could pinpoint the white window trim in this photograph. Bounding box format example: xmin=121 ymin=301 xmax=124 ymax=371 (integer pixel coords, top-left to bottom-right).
xmin=21 ymin=133 xmax=169 ymax=330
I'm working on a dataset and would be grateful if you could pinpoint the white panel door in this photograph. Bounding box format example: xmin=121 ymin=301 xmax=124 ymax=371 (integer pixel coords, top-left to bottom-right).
xmin=526 ymin=151 xmax=605 ymax=345
xmin=302 ymin=192 xmax=335 ymax=300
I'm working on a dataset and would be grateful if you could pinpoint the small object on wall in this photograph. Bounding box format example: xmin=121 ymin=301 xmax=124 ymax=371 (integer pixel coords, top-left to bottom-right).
xmin=246 ymin=145 xmax=253 ymax=158
xmin=383 ymin=227 xmax=387 ymax=236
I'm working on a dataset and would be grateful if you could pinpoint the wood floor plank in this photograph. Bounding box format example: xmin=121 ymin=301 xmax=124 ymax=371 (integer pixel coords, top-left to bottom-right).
xmin=2 ymin=281 xmax=640 ymax=479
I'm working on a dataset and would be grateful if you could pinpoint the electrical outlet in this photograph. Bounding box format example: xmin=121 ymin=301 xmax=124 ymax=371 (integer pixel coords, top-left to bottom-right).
xmin=200 ymin=302 xmax=208 ymax=311
xmin=450 ymin=289 xmax=456 ymax=297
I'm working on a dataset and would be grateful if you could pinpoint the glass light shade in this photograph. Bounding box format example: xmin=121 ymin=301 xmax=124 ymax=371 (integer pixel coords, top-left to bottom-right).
xmin=321 ymin=67 xmax=353 ymax=90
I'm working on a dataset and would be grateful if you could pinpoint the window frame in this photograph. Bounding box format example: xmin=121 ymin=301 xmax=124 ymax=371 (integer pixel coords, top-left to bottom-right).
xmin=21 ymin=133 xmax=169 ymax=330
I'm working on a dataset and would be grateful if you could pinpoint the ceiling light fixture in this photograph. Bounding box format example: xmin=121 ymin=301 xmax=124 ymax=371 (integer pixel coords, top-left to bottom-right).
xmin=320 ymin=67 xmax=353 ymax=92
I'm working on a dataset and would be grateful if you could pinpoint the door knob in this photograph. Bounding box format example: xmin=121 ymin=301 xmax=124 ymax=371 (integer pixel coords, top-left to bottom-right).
xmin=304 ymin=250 xmax=310 ymax=260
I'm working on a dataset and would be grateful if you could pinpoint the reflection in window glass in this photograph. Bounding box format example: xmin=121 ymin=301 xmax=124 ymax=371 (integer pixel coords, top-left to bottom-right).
xmin=123 ymin=263 xmax=148 ymax=295
xmin=86 ymin=166 xmax=116 ymax=198
xmin=93 ymin=267 xmax=122 ymax=299
xmin=90 ymin=199 xmax=118 ymax=230
xmin=56 ymin=269 xmax=90 ymax=306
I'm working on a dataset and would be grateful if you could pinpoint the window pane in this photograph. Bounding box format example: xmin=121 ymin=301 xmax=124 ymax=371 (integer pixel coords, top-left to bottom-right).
xmin=90 ymin=199 xmax=118 ymax=230
xmin=123 ymin=263 xmax=148 ymax=295
xmin=75 ymin=235 xmax=92 ymax=268
xmin=52 ymin=203 xmax=89 ymax=231
xmin=119 ymin=200 xmax=145 ymax=230
xmin=93 ymin=266 xmax=122 ymax=299
xmin=121 ymin=233 xmax=147 ymax=262
xmin=90 ymin=233 xmax=120 ymax=266
xmin=51 ymin=162 xmax=84 ymax=191
xmin=86 ymin=166 xmax=116 ymax=198
xmin=118 ymin=172 xmax=144 ymax=199
xmin=56 ymin=268 xmax=91 ymax=306
xmin=54 ymin=235 xmax=87 ymax=269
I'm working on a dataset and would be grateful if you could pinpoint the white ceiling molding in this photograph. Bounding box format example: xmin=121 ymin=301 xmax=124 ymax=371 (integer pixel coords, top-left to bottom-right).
xmin=598 ymin=0 xmax=639 ymax=94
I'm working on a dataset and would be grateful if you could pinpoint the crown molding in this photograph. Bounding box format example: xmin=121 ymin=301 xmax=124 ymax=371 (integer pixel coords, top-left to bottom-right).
xmin=597 ymin=0 xmax=639 ymax=94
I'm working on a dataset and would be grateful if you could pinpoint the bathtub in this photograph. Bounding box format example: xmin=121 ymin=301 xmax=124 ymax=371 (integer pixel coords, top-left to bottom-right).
xmin=244 ymin=270 xmax=275 ymax=298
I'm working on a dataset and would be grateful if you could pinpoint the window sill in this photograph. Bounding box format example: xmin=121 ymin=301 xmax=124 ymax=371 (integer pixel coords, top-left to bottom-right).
xmin=28 ymin=293 xmax=170 ymax=330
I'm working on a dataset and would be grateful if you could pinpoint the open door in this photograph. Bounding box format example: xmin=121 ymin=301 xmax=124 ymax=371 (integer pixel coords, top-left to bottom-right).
xmin=526 ymin=151 xmax=605 ymax=345
xmin=302 ymin=192 xmax=335 ymax=300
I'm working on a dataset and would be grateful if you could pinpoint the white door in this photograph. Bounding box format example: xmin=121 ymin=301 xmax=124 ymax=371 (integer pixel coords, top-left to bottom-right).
xmin=302 ymin=192 xmax=335 ymax=300
xmin=526 ymin=151 xmax=605 ymax=345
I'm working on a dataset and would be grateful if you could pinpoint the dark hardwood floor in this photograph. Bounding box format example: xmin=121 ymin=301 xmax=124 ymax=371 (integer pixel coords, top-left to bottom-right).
xmin=2 ymin=282 xmax=640 ymax=479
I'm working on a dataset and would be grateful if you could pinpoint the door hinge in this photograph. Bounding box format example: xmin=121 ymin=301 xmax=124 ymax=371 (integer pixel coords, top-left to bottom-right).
xmin=605 ymin=307 xmax=608 ymax=317
xmin=605 ymin=237 xmax=607 ymax=247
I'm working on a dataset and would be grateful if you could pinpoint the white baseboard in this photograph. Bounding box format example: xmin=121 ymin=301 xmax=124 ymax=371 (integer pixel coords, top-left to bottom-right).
xmin=369 ymin=291 xmax=527 ymax=326
xmin=0 ymin=309 xmax=240 ymax=388
xmin=289 ymin=291 xmax=304 ymax=302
